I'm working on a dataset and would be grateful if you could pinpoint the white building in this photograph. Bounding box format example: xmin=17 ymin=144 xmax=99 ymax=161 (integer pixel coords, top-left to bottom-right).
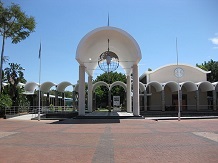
xmin=139 ymin=64 xmax=217 ymax=112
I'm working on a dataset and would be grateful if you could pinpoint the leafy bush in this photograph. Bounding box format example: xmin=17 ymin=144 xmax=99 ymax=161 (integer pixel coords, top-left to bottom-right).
xmin=0 ymin=94 xmax=12 ymax=108
xmin=0 ymin=94 xmax=12 ymax=115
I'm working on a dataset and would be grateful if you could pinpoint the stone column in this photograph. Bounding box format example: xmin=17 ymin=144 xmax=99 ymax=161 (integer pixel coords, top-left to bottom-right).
xmin=55 ymin=90 xmax=58 ymax=112
xmin=72 ymin=90 xmax=76 ymax=110
xmin=213 ymin=90 xmax=217 ymax=111
xmin=161 ymin=90 xmax=165 ymax=111
xmin=133 ymin=64 xmax=139 ymax=116
xmin=126 ymin=75 xmax=132 ymax=113
xmin=93 ymin=92 xmax=96 ymax=111
xmin=55 ymin=90 xmax=58 ymax=107
xmin=108 ymin=90 xmax=111 ymax=112
xmin=78 ymin=65 xmax=85 ymax=116
xmin=88 ymin=75 xmax=93 ymax=112
xmin=62 ymin=92 xmax=65 ymax=110
xmin=179 ymin=90 xmax=182 ymax=111
xmin=144 ymin=91 xmax=147 ymax=111
xmin=46 ymin=93 xmax=50 ymax=106
xmin=196 ymin=90 xmax=199 ymax=111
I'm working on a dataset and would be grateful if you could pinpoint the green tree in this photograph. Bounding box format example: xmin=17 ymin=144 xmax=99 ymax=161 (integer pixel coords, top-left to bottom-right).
xmin=196 ymin=59 xmax=218 ymax=82
xmin=0 ymin=94 xmax=12 ymax=116
xmin=64 ymin=91 xmax=73 ymax=98
xmin=0 ymin=1 xmax=36 ymax=93
xmin=94 ymin=72 xmax=126 ymax=109
xmin=4 ymin=63 xmax=26 ymax=107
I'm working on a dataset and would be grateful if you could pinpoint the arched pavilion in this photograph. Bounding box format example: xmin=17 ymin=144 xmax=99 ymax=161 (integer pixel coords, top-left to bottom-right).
xmin=76 ymin=26 xmax=142 ymax=116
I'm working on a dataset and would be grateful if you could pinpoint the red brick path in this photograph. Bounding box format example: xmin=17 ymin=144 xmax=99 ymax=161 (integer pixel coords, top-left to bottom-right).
xmin=0 ymin=118 xmax=218 ymax=163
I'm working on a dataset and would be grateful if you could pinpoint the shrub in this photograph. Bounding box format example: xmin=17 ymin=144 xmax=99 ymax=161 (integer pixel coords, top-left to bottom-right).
xmin=0 ymin=94 xmax=12 ymax=116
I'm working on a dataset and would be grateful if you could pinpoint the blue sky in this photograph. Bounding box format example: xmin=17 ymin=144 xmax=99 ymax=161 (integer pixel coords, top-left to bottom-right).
xmin=2 ymin=0 xmax=218 ymax=90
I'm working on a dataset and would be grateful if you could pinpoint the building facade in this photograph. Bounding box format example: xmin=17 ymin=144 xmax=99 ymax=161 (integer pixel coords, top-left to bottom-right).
xmin=139 ymin=64 xmax=217 ymax=112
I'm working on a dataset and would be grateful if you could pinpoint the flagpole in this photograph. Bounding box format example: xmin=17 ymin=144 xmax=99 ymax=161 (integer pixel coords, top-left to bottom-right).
xmin=176 ymin=38 xmax=181 ymax=121
xmin=107 ymin=13 xmax=110 ymax=26
xmin=38 ymin=42 xmax=41 ymax=121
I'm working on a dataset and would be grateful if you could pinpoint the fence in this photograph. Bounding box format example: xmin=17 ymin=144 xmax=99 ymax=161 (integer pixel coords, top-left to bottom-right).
xmin=4 ymin=106 xmax=77 ymax=116
xmin=140 ymin=104 xmax=216 ymax=111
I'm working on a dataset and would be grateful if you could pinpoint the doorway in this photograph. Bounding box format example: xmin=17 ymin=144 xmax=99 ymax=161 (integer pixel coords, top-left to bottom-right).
xmin=172 ymin=94 xmax=187 ymax=111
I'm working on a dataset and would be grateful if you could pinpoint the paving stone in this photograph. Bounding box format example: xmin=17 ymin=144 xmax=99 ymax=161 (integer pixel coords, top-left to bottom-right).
xmin=0 ymin=118 xmax=218 ymax=162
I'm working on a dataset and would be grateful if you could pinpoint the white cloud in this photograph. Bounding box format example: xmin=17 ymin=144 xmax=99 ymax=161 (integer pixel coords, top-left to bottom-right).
xmin=209 ymin=34 xmax=218 ymax=49
xmin=209 ymin=37 xmax=218 ymax=45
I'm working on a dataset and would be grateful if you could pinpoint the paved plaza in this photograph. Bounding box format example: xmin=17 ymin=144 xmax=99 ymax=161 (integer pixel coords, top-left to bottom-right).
xmin=0 ymin=118 xmax=218 ymax=163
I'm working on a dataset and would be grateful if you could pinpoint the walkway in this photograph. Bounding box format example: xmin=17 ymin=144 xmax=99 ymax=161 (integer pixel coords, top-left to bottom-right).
xmin=8 ymin=114 xmax=42 ymax=120
xmin=0 ymin=118 xmax=218 ymax=162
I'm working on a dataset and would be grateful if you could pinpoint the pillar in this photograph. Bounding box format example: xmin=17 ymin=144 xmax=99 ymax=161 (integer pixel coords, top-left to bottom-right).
xmin=93 ymin=92 xmax=96 ymax=111
xmin=144 ymin=91 xmax=147 ymax=111
xmin=179 ymin=90 xmax=182 ymax=111
xmin=213 ymin=90 xmax=216 ymax=111
xmin=133 ymin=64 xmax=139 ymax=116
xmin=55 ymin=90 xmax=58 ymax=107
xmin=127 ymin=75 xmax=132 ymax=112
xmin=88 ymin=75 xmax=93 ymax=112
xmin=78 ymin=65 xmax=85 ymax=116
xmin=72 ymin=90 xmax=76 ymax=110
xmin=55 ymin=90 xmax=58 ymax=112
xmin=62 ymin=92 xmax=65 ymax=110
xmin=196 ymin=90 xmax=199 ymax=111
xmin=108 ymin=90 xmax=111 ymax=112
xmin=161 ymin=90 xmax=165 ymax=111
xmin=46 ymin=93 xmax=50 ymax=106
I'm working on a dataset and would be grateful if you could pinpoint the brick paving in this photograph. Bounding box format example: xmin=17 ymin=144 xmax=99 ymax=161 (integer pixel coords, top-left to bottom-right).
xmin=0 ymin=118 xmax=218 ymax=163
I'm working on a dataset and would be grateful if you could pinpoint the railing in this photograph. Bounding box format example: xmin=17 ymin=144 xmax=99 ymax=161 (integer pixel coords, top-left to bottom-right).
xmin=140 ymin=105 xmax=217 ymax=111
xmin=4 ymin=106 xmax=77 ymax=116
xmin=4 ymin=105 xmax=217 ymax=116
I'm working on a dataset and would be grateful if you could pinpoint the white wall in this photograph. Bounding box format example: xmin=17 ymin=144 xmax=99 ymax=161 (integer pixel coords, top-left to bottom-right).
xmin=148 ymin=64 xmax=207 ymax=83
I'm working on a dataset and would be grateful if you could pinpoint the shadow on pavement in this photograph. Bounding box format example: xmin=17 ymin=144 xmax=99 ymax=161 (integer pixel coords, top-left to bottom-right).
xmin=49 ymin=118 xmax=120 ymax=124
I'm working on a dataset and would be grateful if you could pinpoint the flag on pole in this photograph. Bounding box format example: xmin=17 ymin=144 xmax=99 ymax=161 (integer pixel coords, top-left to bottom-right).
xmin=39 ymin=42 xmax=41 ymax=59
xmin=38 ymin=42 xmax=41 ymax=121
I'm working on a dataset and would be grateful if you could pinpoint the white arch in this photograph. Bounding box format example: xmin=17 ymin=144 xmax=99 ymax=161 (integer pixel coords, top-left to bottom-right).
xmin=110 ymin=81 xmax=127 ymax=92
xmin=76 ymin=26 xmax=141 ymax=76
xmin=92 ymin=81 xmax=109 ymax=92
xmin=57 ymin=81 xmax=73 ymax=92
xmin=163 ymin=81 xmax=179 ymax=92
xmin=40 ymin=82 xmax=56 ymax=93
xmin=139 ymin=82 xmax=146 ymax=92
xmin=146 ymin=81 xmax=162 ymax=92
xmin=149 ymin=63 xmax=210 ymax=74
xmin=180 ymin=81 xmax=198 ymax=92
xmin=197 ymin=81 xmax=214 ymax=92
xmin=24 ymin=82 xmax=39 ymax=94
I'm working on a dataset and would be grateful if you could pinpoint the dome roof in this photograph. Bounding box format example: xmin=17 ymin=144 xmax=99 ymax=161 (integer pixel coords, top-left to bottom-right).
xmin=76 ymin=26 xmax=141 ymax=76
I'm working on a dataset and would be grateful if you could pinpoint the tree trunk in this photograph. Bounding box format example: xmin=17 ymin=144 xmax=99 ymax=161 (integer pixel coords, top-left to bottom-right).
xmin=0 ymin=32 xmax=6 ymax=94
